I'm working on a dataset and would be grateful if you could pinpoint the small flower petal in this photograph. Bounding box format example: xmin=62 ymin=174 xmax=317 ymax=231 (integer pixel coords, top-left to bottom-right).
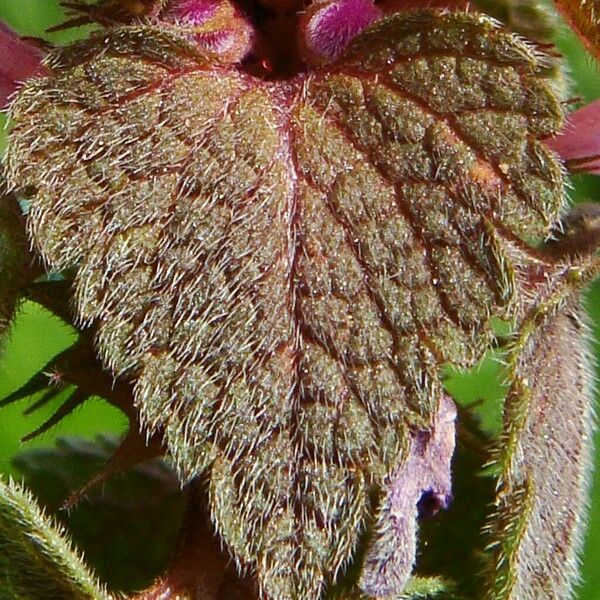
xmin=0 ymin=22 xmax=45 ymax=109
xmin=546 ymin=99 xmax=600 ymax=175
xmin=359 ymin=395 xmax=457 ymax=597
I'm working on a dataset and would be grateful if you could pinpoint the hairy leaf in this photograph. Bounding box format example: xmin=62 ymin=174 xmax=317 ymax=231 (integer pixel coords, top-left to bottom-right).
xmin=0 ymin=477 xmax=108 ymax=600
xmin=473 ymin=0 xmax=568 ymax=98
xmin=484 ymin=300 xmax=596 ymax=600
xmin=5 ymin=10 xmax=576 ymax=598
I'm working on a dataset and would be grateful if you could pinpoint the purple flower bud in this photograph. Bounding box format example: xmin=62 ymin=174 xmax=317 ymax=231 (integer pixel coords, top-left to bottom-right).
xmin=299 ymin=0 xmax=382 ymax=65
xmin=160 ymin=0 xmax=255 ymax=62
xmin=546 ymin=99 xmax=600 ymax=175
xmin=0 ymin=22 xmax=45 ymax=109
xmin=163 ymin=0 xmax=220 ymax=22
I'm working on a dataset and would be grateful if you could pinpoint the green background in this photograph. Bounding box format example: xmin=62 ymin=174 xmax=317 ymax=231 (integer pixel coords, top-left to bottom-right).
xmin=0 ymin=1 xmax=599 ymax=597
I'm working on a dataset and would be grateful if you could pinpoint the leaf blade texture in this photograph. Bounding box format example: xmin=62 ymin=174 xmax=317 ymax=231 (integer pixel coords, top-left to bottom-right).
xmin=484 ymin=301 xmax=596 ymax=600
xmin=5 ymin=11 xmax=568 ymax=598
xmin=0 ymin=477 xmax=108 ymax=600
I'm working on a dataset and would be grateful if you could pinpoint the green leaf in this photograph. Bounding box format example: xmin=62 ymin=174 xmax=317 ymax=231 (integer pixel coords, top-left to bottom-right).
xmin=0 ymin=477 xmax=108 ymax=600
xmin=398 ymin=577 xmax=455 ymax=599
xmin=338 ymin=575 xmax=454 ymax=599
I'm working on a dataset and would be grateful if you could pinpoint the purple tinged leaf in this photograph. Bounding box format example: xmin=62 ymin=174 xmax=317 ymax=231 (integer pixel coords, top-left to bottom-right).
xmin=164 ymin=0 xmax=222 ymax=21
xmin=160 ymin=0 xmax=255 ymax=62
xmin=5 ymin=9 xmax=573 ymax=598
xmin=360 ymin=395 xmax=456 ymax=597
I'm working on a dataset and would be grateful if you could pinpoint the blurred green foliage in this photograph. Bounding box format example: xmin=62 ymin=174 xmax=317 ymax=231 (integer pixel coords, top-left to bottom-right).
xmin=0 ymin=1 xmax=128 ymax=484
xmin=0 ymin=1 xmax=599 ymax=598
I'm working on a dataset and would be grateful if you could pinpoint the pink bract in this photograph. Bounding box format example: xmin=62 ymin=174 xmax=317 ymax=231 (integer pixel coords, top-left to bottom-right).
xmin=547 ymin=99 xmax=600 ymax=175
xmin=0 ymin=23 xmax=45 ymax=109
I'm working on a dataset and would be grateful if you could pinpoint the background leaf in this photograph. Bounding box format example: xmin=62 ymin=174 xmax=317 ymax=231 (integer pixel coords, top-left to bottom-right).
xmin=0 ymin=477 xmax=108 ymax=600
xmin=12 ymin=436 xmax=186 ymax=593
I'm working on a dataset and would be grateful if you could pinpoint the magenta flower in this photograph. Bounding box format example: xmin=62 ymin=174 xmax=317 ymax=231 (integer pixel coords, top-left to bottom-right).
xmin=0 ymin=23 xmax=45 ymax=110
xmin=547 ymin=99 xmax=600 ymax=175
